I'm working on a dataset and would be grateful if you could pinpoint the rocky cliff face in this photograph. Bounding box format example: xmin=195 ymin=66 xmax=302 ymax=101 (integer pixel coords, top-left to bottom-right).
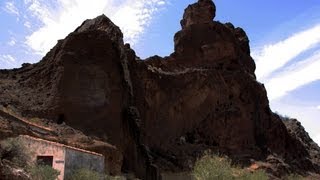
xmin=0 ymin=0 xmax=319 ymax=179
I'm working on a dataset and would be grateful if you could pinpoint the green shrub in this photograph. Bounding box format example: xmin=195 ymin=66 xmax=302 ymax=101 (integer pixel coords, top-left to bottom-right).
xmin=69 ymin=168 xmax=101 ymax=180
xmin=193 ymin=153 xmax=269 ymax=180
xmin=193 ymin=154 xmax=234 ymax=180
xmin=0 ymin=137 xmax=31 ymax=167
xmin=29 ymin=165 xmax=60 ymax=180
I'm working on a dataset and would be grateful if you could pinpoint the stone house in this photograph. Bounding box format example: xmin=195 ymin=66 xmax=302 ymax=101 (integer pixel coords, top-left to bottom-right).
xmin=19 ymin=135 xmax=105 ymax=180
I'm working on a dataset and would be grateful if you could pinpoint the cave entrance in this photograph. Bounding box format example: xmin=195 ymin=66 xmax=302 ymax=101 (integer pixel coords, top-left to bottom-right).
xmin=57 ymin=114 xmax=65 ymax=125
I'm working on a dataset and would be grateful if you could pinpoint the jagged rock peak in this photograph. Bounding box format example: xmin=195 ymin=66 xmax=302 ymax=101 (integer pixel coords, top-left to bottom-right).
xmin=75 ymin=14 xmax=123 ymax=44
xmin=180 ymin=0 xmax=216 ymax=29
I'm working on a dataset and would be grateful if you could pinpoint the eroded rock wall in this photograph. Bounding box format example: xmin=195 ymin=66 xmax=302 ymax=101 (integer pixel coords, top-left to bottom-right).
xmin=0 ymin=0 xmax=319 ymax=179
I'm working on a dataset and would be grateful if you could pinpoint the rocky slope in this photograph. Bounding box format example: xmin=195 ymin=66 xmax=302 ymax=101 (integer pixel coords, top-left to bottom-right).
xmin=0 ymin=0 xmax=319 ymax=179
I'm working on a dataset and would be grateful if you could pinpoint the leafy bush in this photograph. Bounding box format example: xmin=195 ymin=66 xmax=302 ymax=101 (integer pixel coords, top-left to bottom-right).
xmin=68 ymin=168 xmax=102 ymax=180
xmin=0 ymin=137 xmax=31 ymax=167
xmin=193 ymin=153 xmax=269 ymax=180
xmin=193 ymin=154 xmax=234 ymax=180
xmin=29 ymin=165 xmax=60 ymax=180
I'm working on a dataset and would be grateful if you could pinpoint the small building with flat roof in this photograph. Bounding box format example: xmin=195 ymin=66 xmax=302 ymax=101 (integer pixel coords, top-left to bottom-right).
xmin=19 ymin=135 xmax=105 ymax=180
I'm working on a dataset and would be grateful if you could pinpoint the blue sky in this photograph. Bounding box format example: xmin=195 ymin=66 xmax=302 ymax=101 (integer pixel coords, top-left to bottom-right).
xmin=0 ymin=0 xmax=320 ymax=145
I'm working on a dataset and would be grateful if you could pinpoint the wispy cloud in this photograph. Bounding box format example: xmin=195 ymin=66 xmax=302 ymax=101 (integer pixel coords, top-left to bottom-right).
xmin=1 ymin=54 xmax=16 ymax=62
xmin=252 ymin=23 xmax=320 ymax=101
xmin=23 ymin=21 xmax=31 ymax=29
xmin=317 ymin=105 xmax=320 ymax=110
xmin=253 ymin=22 xmax=320 ymax=146
xmin=7 ymin=37 xmax=16 ymax=46
xmin=23 ymin=0 xmax=167 ymax=55
xmin=0 ymin=54 xmax=17 ymax=69
xmin=4 ymin=1 xmax=19 ymax=16
xmin=264 ymin=51 xmax=320 ymax=100
xmin=253 ymin=24 xmax=320 ymax=81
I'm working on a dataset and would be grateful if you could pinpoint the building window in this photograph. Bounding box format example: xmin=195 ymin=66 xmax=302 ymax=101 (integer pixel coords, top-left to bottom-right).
xmin=37 ymin=156 xmax=54 ymax=167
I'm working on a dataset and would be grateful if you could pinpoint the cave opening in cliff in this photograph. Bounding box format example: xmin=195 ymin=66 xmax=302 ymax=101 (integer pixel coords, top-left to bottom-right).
xmin=57 ymin=114 xmax=65 ymax=124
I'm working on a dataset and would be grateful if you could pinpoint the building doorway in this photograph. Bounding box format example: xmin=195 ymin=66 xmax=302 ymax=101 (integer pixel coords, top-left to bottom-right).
xmin=37 ymin=156 xmax=54 ymax=166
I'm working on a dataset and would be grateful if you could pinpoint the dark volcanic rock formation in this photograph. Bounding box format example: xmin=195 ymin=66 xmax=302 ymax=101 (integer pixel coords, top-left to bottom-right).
xmin=0 ymin=0 xmax=319 ymax=179
xmin=180 ymin=0 xmax=216 ymax=29
xmin=283 ymin=118 xmax=320 ymax=167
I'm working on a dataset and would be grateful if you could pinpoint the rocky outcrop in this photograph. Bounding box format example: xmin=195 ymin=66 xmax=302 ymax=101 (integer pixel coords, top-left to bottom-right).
xmin=173 ymin=1 xmax=255 ymax=75
xmin=283 ymin=118 xmax=320 ymax=167
xmin=180 ymin=0 xmax=216 ymax=29
xmin=0 ymin=14 xmax=154 ymax=179
xmin=0 ymin=0 xmax=319 ymax=179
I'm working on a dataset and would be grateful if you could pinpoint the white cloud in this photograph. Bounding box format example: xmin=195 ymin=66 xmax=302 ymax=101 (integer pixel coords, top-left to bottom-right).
xmin=264 ymin=51 xmax=320 ymax=100
xmin=1 ymin=54 xmax=16 ymax=62
xmin=253 ymin=22 xmax=320 ymax=146
xmin=253 ymin=24 xmax=320 ymax=81
xmin=157 ymin=1 xmax=166 ymax=5
xmin=251 ymin=23 xmax=320 ymax=101
xmin=7 ymin=37 xmax=16 ymax=46
xmin=317 ymin=105 xmax=320 ymax=110
xmin=0 ymin=54 xmax=19 ymax=69
xmin=4 ymin=1 xmax=19 ymax=16
xmin=24 ymin=21 xmax=31 ymax=29
xmin=23 ymin=0 xmax=167 ymax=55
xmin=0 ymin=54 xmax=17 ymax=69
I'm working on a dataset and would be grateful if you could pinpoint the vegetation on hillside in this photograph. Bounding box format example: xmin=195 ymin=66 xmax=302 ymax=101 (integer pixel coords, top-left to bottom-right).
xmin=68 ymin=168 xmax=123 ymax=180
xmin=0 ymin=137 xmax=59 ymax=180
xmin=29 ymin=164 xmax=60 ymax=180
xmin=0 ymin=137 xmax=31 ymax=167
xmin=68 ymin=168 xmax=101 ymax=180
xmin=192 ymin=152 xmax=310 ymax=180
xmin=193 ymin=153 xmax=268 ymax=180
xmin=1 ymin=137 xmax=309 ymax=179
